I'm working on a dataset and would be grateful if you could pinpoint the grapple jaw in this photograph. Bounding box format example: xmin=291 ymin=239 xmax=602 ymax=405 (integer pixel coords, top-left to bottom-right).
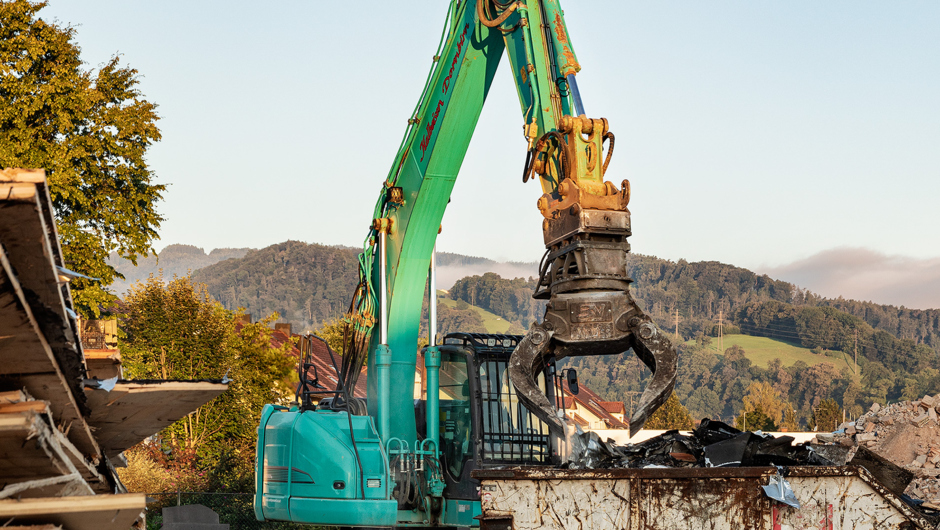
xmin=508 ymin=175 xmax=678 ymax=446
xmin=508 ymin=294 xmax=678 ymax=442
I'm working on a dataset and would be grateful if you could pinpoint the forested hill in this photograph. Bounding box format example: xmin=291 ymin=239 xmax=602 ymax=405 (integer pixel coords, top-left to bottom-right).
xmin=450 ymin=254 xmax=940 ymax=350
xmin=191 ymin=241 xmax=360 ymax=331
xmin=156 ymin=240 xmax=940 ymax=354
xmin=161 ymin=240 xmax=940 ymax=424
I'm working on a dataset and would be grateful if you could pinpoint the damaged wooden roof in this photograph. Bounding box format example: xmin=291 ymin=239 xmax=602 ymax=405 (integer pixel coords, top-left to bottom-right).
xmin=0 ymin=169 xmax=101 ymax=466
xmin=0 ymin=168 xmax=230 ymax=529
xmin=85 ymin=380 xmax=228 ymax=458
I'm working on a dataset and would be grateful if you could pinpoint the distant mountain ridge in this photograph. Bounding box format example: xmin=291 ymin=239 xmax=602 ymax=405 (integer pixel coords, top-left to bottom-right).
xmin=109 ymin=241 xmax=940 ymax=351
xmin=108 ymin=244 xmax=252 ymax=295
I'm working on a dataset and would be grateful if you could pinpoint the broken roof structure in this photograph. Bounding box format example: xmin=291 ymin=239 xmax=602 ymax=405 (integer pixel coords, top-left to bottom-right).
xmin=0 ymin=169 xmax=228 ymax=529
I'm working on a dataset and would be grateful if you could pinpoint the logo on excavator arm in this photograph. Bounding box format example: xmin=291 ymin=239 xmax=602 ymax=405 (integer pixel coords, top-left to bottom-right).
xmin=419 ymin=23 xmax=470 ymax=162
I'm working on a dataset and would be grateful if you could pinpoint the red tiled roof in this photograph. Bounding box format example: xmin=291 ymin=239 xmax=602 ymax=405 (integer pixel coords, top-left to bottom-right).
xmin=240 ymin=323 xmax=367 ymax=399
xmin=555 ymin=379 xmax=628 ymax=429
xmin=599 ymin=401 xmax=626 ymax=414
xmin=567 ymin=412 xmax=589 ymax=427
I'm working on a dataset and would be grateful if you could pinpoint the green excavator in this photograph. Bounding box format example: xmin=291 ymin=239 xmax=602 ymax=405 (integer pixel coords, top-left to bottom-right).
xmin=255 ymin=1 xmax=677 ymax=527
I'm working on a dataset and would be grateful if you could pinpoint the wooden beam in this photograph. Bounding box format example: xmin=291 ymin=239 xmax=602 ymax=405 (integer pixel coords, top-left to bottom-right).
xmin=0 ymin=493 xmax=145 ymax=530
xmin=0 ymin=401 xmax=47 ymax=414
xmin=0 ymin=184 xmax=38 ymax=201
xmin=0 ymin=169 xmax=46 ymax=184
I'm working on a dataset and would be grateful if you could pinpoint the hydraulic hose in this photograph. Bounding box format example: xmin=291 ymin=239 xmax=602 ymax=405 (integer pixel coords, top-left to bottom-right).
xmin=477 ymin=0 xmax=521 ymax=28
xmin=602 ymin=131 xmax=615 ymax=175
xmin=524 ymin=131 xmax=569 ymax=184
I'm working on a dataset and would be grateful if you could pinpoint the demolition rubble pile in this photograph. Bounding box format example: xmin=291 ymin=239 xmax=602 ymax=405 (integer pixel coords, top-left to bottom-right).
xmin=569 ymin=418 xmax=831 ymax=469
xmin=813 ymin=393 xmax=940 ymax=508
xmin=566 ymin=415 xmax=940 ymax=516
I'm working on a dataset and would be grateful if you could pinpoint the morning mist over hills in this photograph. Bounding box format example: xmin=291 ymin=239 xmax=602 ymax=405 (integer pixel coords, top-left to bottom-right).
xmin=109 ymin=241 xmax=940 ymax=344
xmin=109 ymin=240 xmax=940 ymax=423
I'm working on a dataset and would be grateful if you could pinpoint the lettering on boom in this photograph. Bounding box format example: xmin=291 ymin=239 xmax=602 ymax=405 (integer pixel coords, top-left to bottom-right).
xmin=420 ymin=23 xmax=470 ymax=162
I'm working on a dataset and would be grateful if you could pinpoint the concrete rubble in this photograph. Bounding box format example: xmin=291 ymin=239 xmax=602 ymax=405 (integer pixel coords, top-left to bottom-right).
xmin=812 ymin=393 xmax=940 ymax=511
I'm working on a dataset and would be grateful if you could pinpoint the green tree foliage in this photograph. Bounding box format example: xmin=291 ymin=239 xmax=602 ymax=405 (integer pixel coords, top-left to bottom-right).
xmin=780 ymin=403 xmax=800 ymax=432
xmin=645 ymin=392 xmax=694 ymax=430
xmin=434 ymin=304 xmax=485 ymax=336
xmin=741 ymin=381 xmax=786 ymax=425
xmin=313 ymin=316 xmax=346 ymax=356
xmin=120 ymin=275 xmax=294 ymax=457
xmin=808 ymin=398 xmax=842 ymax=432
xmin=734 ymin=409 xmax=777 ymax=432
xmin=0 ymin=1 xmax=163 ymax=317
xmin=450 ymin=272 xmax=544 ymax=328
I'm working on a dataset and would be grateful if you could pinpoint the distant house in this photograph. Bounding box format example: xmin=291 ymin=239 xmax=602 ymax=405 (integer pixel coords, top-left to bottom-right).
xmin=555 ymin=379 xmax=629 ymax=431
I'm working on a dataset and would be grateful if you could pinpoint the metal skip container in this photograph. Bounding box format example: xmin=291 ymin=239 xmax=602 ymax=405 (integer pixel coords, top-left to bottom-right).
xmin=474 ymin=466 xmax=938 ymax=530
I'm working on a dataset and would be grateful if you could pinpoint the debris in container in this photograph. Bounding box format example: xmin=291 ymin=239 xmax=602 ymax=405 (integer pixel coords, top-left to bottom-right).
xmin=565 ymin=418 xmax=832 ymax=469
xmin=811 ymin=392 xmax=940 ymax=508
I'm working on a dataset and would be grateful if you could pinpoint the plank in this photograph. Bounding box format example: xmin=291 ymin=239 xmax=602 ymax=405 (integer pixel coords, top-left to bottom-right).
xmin=0 ymin=169 xmax=46 ymax=184
xmin=0 ymin=473 xmax=92 ymax=500
xmin=0 ymin=390 xmax=28 ymax=405
xmin=84 ymin=381 xmax=228 ymax=457
xmin=0 ymin=401 xmax=48 ymax=414
xmin=0 ymin=493 xmax=145 ymax=530
xmin=0 ymin=184 xmax=38 ymax=201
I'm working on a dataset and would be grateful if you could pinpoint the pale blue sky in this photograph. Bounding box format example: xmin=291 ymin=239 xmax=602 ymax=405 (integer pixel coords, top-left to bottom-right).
xmin=42 ymin=2 xmax=940 ymax=277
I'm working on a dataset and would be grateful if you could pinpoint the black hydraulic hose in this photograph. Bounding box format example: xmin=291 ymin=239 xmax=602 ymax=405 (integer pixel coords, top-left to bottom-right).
xmin=522 ymin=149 xmax=533 ymax=183
xmin=543 ymin=131 xmax=569 ymax=181
xmin=524 ymin=131 xmax=569 ymax=185
xmin=311 ymin=333 xmax=366 ymax=500
xmin=602 ymin=131 xmax=615 ymax=175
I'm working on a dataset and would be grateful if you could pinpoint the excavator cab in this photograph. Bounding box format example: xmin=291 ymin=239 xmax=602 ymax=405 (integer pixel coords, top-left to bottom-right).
xmin=415 ymin=333 xmax=559 ymax=504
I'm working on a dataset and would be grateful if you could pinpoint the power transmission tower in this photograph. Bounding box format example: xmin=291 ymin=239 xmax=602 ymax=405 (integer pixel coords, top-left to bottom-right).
xmin=624 ymin=391 xmax=642 ymax=417
xmin=718 ymin=309 xmax=724 ymax=352
xmin=674 ymin=308 xmax=680 ymax=339
xmin=854 ymin=328 xmax=858 ymax=376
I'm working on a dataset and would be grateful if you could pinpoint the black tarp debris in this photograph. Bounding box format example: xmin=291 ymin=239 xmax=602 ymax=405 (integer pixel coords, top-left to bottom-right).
xmin=566 ymin=418 xmax=833 ymax=469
